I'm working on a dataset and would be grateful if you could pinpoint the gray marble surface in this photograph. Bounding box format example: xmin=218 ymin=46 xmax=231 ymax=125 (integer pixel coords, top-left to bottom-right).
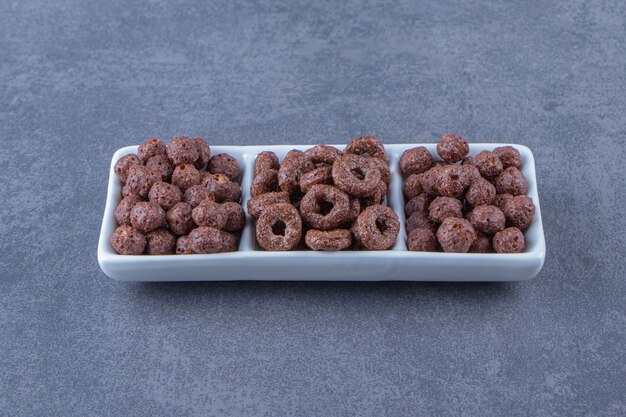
xmin=1 ymin=0 xmax=625 ymax=415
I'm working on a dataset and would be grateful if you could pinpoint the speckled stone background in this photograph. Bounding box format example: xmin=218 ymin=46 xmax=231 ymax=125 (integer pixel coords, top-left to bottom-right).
xmin=1 ymin=0 xmax=625 ymax=415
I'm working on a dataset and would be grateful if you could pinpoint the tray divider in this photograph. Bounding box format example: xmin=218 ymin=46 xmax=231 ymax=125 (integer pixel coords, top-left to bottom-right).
xmin=237 ymin=147 xmax=257 ymax=251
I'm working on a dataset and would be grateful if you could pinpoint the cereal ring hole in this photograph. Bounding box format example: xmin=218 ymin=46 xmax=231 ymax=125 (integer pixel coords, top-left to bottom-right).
xmin=272 ymin=220 xmax=287 ymax=236
xmin=320 ymin=200 xmax=334 ymax=215
xmin=351 ymin=168 xmax=365 ymax=180
xmin=376 ymin=218 xmax=388 ymax=233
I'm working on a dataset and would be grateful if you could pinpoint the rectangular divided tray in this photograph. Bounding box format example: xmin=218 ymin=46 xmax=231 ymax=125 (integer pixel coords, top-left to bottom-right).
xmin=98 ymin=143 xmax=545 ymax=281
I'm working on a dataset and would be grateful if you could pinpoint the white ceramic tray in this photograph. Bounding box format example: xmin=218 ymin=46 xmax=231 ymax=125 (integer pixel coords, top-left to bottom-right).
xmin=98 ymin=143 xmax=545 ymax=281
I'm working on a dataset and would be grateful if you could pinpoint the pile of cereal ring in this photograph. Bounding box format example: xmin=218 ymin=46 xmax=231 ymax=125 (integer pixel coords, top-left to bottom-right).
xmin=110 ymin=137 xmax=244 ymax=255
xmin=401 ymin=134 xmax=535 ymax=253
xmin=247 ymin=136 xmax=400 ymax=251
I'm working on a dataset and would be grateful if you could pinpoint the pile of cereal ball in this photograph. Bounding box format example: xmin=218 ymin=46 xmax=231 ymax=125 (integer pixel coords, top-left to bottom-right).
xmin=248 ymin=136 xmax=399 ymax=251
xmin=401 ymin=134 xmax=535 ymax=253
xmin=110 ymin=137 xmax=244 ymax=255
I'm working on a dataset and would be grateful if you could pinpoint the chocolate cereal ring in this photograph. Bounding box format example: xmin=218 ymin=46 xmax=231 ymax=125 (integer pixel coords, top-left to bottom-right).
xmin=256 ymin=203 xmax=302 ymax=251
xmin=360 ymin=181 xmax=387 ymax=209
xmin=332 ymin=154 xmax=381 ymax=197
xmin=250 ymin=169 xmax=279 ymax=197
xmin=246 ymin=191 xmax=291 ymax=219
xmin=370 ymin=157 xmax=390 ymax=185
xmin=278 ymin=150 xmax=315 ymax=195
xmin=305 ymin=229 xmax=352 ymax=251
xmin=304 ymin=145 xmax=342 ymax=166
xmin=344 ymin=136 xmax=387 ymax=160
xmin=299 ymin=184 xmax=351 ymax=230
xmin=299 ymin=166 xmax=333 ymax=194
xmin=352 ymin=205 xmax=400 ymax=250
xmin=254 ymin=151 xmax=279 ymax=176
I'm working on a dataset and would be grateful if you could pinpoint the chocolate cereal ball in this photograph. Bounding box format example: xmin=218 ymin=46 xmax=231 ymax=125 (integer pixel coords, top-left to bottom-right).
xmin=130 ymin=201 xmax=165 ymax=234
xmin=251 ymin=169 xmax=279 ymax=197
xmin=166 ymin=202 xmax=195 ymax=236
xmin=436 ymin=217 xmax=477 ymax=253
xmin=145 ymin=228 xmax=176 ymax=255
xmin=352 ymin=205 xmax=400 ymax=250
xmin=407 ymin=228 xmax=437 ymax=252
xmin=406 ymin=211 xmax=437 ymax=234
xmin=114 ymin=154 xmax=141 ymax=183
xmin=470 ymin=150 xmax=503 ymax=180
xmin=399 ymin=146 xmax=433 ymax=175
xmin=403 ymin=174 xmax=423 ymax=200
xmin=204 ymin=173 xmax=241 ymax=203
xmin=254 ymin=151 xmax=279 ymax=176
xmin=493 ymin=146 xmax=522 ymax=169
xmin=256 ymin=203 xmax=303 ymax=251
xmin=246 ymin=191 xmax=290 ymax=219
xmin=110 ymin=225 xmax=146 ymax=255
xmin=189 ymin=227 xmax=225 ymax=254
xmin=175 ymin=235 xmax=194 ymax=254
xmin=114 ymin=195 xmax=141 ymax=226
xmin=494 ymin=194 xmax=514 ymax=211
xmin=436 ymin=165 xmax=469 ymax=198
xmin=437 ymin=133 xmax=469 ymax=163
xmin=191 ymin=137 xmax=211 ymax=170
xmin=192 ymin=199 xmax=228 ymax=230
xmin=344 ymin=136 xmax=387 ymax=160
xmin=148 ymin=181 xmax=183 ymax=210
xmin=504 ymin=195 xmax=535 ymax=230
xmin=167 ymin=136 xmax=199 ymax=166
xmin=125 ymin=165 xmax=160 ymax=198
xmin=461 ymin=163 xmax=481 ymax=184
xmin=420 ymin=165 xmax=444 ymax=196
xmin=145 ymin=154 xmax=174 ymax=182
xmin=171 ymin=164 xmax=203 ymax=192
xmin=184 ymin=185 xmax=214 ymax=208
xmin=208 ymin=153 xmax=241 ymax=182
xmin=465 ymin=177 xmax=496 ymax=207
xmin=429 ymin=196 xmax=463 ymax=223
xmin=493 ymin=227 xmax=526 ymax=253
xmin=138 ymin=138 xmax=167 ymax=162
xmin=222 ymin=202 xmax=245 ymax=233
xmin=469 ymin=205 xmax=506 ymax=235
xmin=495 ymin=167 xmax=528 ymax=196
xmin=405 ymin=193 xmax=432 ymax=217
xmin=305 ymin=229 xmax=352 ymax=251
xmin=470 ymin=232 xmax=493 ymax=253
